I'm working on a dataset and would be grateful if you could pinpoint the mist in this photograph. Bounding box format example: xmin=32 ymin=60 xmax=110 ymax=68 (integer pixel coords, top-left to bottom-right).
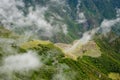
xmin=100 ymin=18 xmax=120 ymax=35
xmin=65 ymin=15 xmax=120 ymax=53
xmin=0 ymin=0 xmax=68 ymax=38
xmin=65 ymin=27 xmax=99 ymax=53
xmin=1 ymin=51 xmax=41 ymax=73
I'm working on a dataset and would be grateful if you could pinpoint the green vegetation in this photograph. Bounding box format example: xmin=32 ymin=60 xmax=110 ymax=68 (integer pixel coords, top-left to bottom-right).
xmin=108 ymin=73 xmax=120 ymax=80
xmin=0 ymin=26 xmax=12 ymax=38
xmin=0 ymin=0 xmax=120 ymax=79
xmin=0 ymin=27 xmax=120 ymax=80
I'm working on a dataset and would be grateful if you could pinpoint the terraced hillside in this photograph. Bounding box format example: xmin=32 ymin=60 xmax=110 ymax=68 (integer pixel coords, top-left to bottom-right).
xmin=0 ymin=27 xmax=120 ymax=80
xmin=0 ymin=0 xmax=120 ymax=80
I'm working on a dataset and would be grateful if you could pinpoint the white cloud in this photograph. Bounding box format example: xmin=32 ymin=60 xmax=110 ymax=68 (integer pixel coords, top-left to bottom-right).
xmin=65 ymin=27 xmax=99 ymax=53
xmin=65 ymin=16 xmax=120 ymax=53
xmin=62 ymin=24 xmax=68 ymax=35
xmin=50 ymin=0 xmax=66 ymax=4
xmin=116 ymin=8 xmax=120 ymax=17
xmin=79 ymin=17 xmax=120 ymax=44
xmin=76 ymin=0 xmax=81 ymax=12
xmin=50 ymin=0 xmax=60 ymax=2
xmin=47 ymin=12 xmax=68 ymax=35
xmin=76 ymin=0 xmax=86 ymax=23
xmin=2 ymin=51 xmax=42 ymax=72
xmin=77 ymin=12 xmax=87 ymax=23
xmin=26 ymin=7 xmax=54 ymax=37
xmin=0 ymin=38 xmax=17 ymax=55
xmin=0 ymin=0 xmax=24 ymax=29
xmin=80 ymin=28 xmax=99 ymax=44
xmin=0 ymin=0 xmax=68 ymax=38
xmin=100 ymin=18 xmax=120 ymax=34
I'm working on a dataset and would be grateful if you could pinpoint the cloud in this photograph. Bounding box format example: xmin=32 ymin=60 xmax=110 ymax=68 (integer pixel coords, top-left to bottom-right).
xmin=50 ymin=0 xmax=60 ymax=2
xmin=99 ymin=8 xmax=120 ymax=35
xmin=0 ymin=0 xmax=68 ymax=38
xmin=65 ymin=28 xmax=99 ymax=53
xmin=76 ymin=0 xmax=86 ymax=23
xmin=100 ymin=18 xmax=120 ymax=34
xmin=0 ymin=38 xmax=17 ymax=55
xmin=50 ymin=0 xmax=66 ymax=4
xmin=47 ymin=12 xmax=68 ymax=35
xmin=0 ymin=0 xmax=24 ymax=29
xmin=1 ymin=51 xmax=42 ymax=72
xmin=77 ymin=12 xmax=87 ymax=23
xmin=70 ymin=17 xmax=120 ymax=52
xmin=62 ymin=24 xmax=68 ymax=34
xmin=76 ymin=0 xmax=81 ymax=12
xmin=116 ymin=8 xmax=120 ymax=17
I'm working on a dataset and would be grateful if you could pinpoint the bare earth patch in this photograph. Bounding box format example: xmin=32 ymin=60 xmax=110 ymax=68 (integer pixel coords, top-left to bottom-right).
xmin=55 ymin=40 xmax=101 ymax=60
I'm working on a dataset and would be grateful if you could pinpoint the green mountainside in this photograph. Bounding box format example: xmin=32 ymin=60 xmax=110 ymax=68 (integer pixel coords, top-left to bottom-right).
xmin=1 ymin=0 xmax=119 ymax=43
xmin=0 ymin=27 xmax=120 ymax=80
xmin=0 ymin=0 xmax=120 ymax=80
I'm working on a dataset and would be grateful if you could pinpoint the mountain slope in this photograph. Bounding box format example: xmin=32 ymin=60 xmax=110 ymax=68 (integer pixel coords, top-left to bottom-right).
xmin=0 ymin=0 xmax=120 ymax=80
xmin=0 ymin=0 xmax=120 ymax=43
xmin=0 ymin=27 xmax=120 ymax=80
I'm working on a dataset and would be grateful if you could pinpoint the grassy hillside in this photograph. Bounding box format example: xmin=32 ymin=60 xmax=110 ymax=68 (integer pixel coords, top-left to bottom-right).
xmin=0 ymin=0 xmax=120 ymax=79
xmin=0 ymin=27 xmax=120 ymax=80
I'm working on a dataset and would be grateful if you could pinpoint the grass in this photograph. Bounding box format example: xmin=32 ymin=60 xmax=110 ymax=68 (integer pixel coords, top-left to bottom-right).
xmin=20 ymin=40 xmax=52 ymax=50
xmin=108 ymin=72 xmax=120 ymax=80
